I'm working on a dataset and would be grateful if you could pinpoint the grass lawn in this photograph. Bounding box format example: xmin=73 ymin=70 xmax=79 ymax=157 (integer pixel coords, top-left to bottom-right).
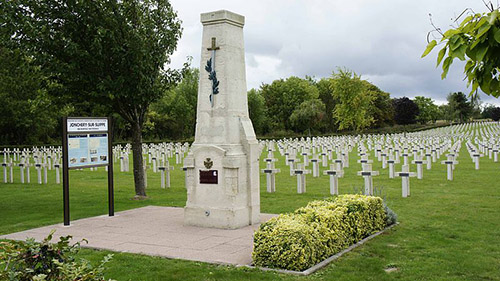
xmin=1 ymin=138 xmax=500 ymax=280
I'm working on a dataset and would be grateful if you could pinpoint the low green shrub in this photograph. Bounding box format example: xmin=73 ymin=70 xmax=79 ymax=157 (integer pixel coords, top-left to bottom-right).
xmin=253 ymin=195 xmax=394 ymax=271
xmin=0 ymin=230 xmax=113 ymax=281
xmin=384 ymin=204 xmax=398 ymax=226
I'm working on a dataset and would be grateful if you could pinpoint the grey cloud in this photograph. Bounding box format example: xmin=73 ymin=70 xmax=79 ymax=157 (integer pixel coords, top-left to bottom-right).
xmin=169 ymin=0 xmax=500 ymax=106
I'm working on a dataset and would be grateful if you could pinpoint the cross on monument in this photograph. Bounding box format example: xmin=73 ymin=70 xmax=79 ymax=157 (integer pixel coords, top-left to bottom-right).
xmin=207 ymin=37 xmax=220 ymax=68
xmin=206 ymin=37 xmax=220 ymax=107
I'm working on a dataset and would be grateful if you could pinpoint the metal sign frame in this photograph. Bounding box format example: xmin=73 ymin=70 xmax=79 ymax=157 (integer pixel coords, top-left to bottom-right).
xmin=62 ymin=117 xmax=114 ymax=226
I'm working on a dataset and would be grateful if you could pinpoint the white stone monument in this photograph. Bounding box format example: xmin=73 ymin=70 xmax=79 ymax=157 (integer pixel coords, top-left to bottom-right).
xmin=183 ymin=10 xmax=260 ymax=229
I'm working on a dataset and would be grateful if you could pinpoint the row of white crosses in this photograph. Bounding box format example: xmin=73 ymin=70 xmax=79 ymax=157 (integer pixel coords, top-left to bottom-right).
xmin=260 ymin=136 xmax=354 ymax=194
xmin=143 ymin=142 xmax=189 ymax=188
xmin=114 ymin=141 xmax=189 ymax=189
xmin=257 ymin=121 xmax=499 ymax=197
xmin=260 ymin=141 xmax=281 ymax=193
xmin=1 ymin=147 xmax=63 ymax=185
xmin=1 ymin=141 xmax=190 ymax=188
xmin=114 ymin=145 xmax=131 ymax=172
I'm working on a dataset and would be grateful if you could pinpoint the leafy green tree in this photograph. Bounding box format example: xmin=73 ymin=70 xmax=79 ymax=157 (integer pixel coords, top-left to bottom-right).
xmin=414 ymin=96 xmax=440 ymax=124
xmin=149 ymin=67 xmax=198 ymax=140
xmin=422 ymin=4 xmax=500 ymax=97
xmin=447 ymin=92 xmax=473 ymax=122
xmin=247 ymin=89 xmax=268 ymax=135
xmin=362 ymin=81 xmax=394 ymax=127
xmin=438 ymin=104 xmax=454 ymax=122
xmin=316 ymin=78 xmax=337 ymax=132
xmin=470 ymin=94 xmax=482 ymax=119
xmin=331 ymin=69 xmax=374 ymax=131
xmin=491 ymin=107 xmax=500 ymax=120
xmin=0 ymin=47 xmax=69 ymax=145
xmin=482 ymin=104 xmax=500 ymax=120
xmin=392 ymin=97 xmax=419 ymax=125
xmin=289 ymin=99 xmax=326 ymax=134
xmin=2 ymin=0 xmax=183 ymax=198
xmin=260 ymin=76 xmax=319 ymax=131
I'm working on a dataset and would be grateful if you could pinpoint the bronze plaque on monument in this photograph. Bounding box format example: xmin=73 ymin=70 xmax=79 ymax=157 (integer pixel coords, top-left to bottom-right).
xmin=200 ymin=170 xmax=218 ymax=184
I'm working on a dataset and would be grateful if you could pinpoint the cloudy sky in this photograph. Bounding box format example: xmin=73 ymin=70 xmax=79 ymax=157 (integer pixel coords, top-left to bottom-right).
xmin=168 ymin=0 xmax=500 ymax=106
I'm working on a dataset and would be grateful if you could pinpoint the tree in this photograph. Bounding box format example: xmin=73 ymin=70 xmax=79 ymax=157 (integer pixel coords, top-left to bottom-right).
xmin=0 ymin=47 xmax=70 ymax=145
xmin=447 ymin=92 xmax=472 ymax=122
xmin=492 ymin=107 xmax=500 ymax=120
xmin=470 ymin=94 xmax=482 ymax=119
xmin=149 ymin=67 xmax=198 ymax=140
xmin=289 ymin=99 xmax=326 ymax=134
xmin=362 ymin=81 xmax=394 ymax=127
xmin=422 ymin=4 xmax=500 ymax=97
xmin=247 ymin=89 xmax=268 ymax=135
xmin=438 ymin=104 xmax=454 ymax=122
xmin=331 ymin=69 xmax=374 ymax=131
xmin=414 ymin=96 xmax=439 ymax=124
xmin=392 ymin=97 xmax=419 ymax=125
xmin=260 ymin=76 xmax=319 ymax=131
xmin=482 ymin=104 xmax=500 ymax=120
xmin=316 ymin=78 xmax=337 ymax=132
xmin=2 ymin=0 xmax=183 ymax=198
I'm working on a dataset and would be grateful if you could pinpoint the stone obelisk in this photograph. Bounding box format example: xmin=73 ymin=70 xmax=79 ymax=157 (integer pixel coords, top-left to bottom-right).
xmin=183 ymin=10 xmax=260 ymax=229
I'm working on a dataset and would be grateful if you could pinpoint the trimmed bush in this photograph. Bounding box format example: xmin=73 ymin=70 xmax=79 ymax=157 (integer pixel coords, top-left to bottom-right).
xmin=252 ymin=195 xmax=392 ymax=271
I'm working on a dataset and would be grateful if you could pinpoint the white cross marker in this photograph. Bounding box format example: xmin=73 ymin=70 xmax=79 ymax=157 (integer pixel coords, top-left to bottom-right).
xmin=261 ymin=168 xmax=280 ymax=193
xmin=324 ymin=168 xmax=343 ymax=195
xmin=357 ymin=164 xmax=379 ymax=196
xmin=396 ymin=164 xmax=416 ymax=198
xmin=294 ymin=164 xmax=311 ymax=194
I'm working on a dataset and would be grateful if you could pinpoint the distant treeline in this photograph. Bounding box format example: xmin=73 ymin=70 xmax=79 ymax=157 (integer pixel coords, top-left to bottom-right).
xmin=1 ymin=53 xmax=499 ymax=145
xmin=248 ymin=69 xmax=500 ymax=136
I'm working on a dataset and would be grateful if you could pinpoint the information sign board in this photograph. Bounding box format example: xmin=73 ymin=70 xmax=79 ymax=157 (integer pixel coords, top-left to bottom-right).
xmin=68 ymin=133 xmax=108 ymax=168
xmin=62 ymin=117 xmax=114 ymax=226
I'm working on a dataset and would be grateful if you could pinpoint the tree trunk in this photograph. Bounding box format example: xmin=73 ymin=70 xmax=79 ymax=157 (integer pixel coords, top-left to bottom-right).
xmin=131 ymin=121 xmax=146 ymax=197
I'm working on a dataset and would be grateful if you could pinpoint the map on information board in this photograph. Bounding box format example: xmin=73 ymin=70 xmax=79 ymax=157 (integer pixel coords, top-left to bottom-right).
xmin=68 ymin=133 xmax=108 ymax=168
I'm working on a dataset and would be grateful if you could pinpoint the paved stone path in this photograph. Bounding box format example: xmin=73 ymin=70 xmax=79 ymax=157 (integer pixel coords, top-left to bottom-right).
xmin=0 ymin=206 xmax=276 ymax=266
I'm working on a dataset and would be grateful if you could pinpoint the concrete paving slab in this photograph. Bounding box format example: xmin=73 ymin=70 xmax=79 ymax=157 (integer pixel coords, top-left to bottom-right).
xmin=0 ymin=206 xmax=276 ymax=266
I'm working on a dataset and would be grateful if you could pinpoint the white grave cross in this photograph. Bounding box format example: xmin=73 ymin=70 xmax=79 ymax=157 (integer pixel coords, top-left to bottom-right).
xmin=357 ymin=164 xmax=379 ymax=196
xmin=294 ymin=164 xmax=311 ymax=194
xmin=324 ymin=167 xmax=343 ymax=195
xmin=396 ymin=164 xmax=416 ymax=198
xmin=261 ymin=168 xmax=280 ymax=193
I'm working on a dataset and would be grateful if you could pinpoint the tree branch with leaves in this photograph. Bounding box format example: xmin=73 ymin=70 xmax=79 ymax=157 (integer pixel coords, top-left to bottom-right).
xmin=422 ymin=2 xmax=500 ymax=98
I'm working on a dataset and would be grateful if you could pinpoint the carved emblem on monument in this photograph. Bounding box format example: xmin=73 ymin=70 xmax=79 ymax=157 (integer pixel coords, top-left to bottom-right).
xmin=204 ymin=158 xmax=213 ymax=169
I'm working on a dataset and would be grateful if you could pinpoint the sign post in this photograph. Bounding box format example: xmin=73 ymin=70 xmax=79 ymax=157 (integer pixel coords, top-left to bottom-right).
xmin=62 ymin=117 xmax=114 ymax=226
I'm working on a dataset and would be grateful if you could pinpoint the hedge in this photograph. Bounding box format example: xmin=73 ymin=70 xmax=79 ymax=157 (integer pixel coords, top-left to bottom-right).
xmin=252 ymin=195 xmax=393 ymax=271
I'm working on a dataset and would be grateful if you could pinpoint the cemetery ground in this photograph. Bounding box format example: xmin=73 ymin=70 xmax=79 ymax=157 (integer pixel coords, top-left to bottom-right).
xmin=1 ymin=142 xmax=499 ymax=280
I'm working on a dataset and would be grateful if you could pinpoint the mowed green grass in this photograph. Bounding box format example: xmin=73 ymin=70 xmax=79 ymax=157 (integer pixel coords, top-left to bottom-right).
xmin=1 ymin=141 xmax=500 ymax=280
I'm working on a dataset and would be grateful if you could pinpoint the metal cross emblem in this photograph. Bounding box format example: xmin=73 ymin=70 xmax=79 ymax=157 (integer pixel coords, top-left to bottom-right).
xmin=205 ymin=37 xmax=220 ymax=107
xmin=207 ymin=37 xmax=220 ymax=70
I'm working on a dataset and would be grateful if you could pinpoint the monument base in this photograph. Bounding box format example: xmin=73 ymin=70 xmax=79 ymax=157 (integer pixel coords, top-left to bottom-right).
xmin=184 ymin=206 xmax=259 ymax=229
